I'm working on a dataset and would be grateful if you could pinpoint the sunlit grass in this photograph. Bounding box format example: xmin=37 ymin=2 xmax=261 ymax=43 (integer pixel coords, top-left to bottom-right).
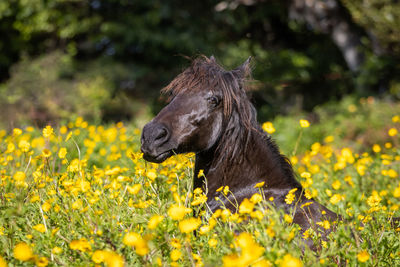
xmin=0 ymin=112 xmax=399 ymax=266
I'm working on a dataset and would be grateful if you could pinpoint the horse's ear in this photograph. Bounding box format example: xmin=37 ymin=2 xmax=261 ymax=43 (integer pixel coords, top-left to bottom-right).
xmin=233 ymin=56 xmax=252 ymax=79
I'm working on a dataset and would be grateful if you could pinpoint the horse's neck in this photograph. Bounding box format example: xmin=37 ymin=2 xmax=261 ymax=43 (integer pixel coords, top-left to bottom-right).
xmin=194 ymin=129 xmax=301 ymax=207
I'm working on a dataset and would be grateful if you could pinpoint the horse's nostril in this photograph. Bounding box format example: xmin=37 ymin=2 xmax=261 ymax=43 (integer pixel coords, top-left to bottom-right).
xmin=155 ymin=128 xmax=167 ymax=141
xmin=154 ymin=126 xmax=170 ymax=144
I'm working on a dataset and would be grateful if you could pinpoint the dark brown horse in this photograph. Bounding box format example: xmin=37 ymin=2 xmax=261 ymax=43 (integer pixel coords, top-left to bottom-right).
xmin=140 ymin=56 xmax=396 ymax=249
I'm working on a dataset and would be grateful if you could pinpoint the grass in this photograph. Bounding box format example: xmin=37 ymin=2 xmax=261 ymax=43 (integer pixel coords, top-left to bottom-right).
xmin=0 ymin=98 xmax=400 ymax=266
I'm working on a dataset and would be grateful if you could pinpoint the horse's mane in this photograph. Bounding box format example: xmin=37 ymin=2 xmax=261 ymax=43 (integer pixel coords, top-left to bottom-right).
xmin=162 ymin=56 xmax=297 ymax=184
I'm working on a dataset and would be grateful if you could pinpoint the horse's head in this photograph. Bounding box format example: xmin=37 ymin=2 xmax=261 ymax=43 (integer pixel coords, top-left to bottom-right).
xmin=141 ymin=56 xmax=252 ymax=163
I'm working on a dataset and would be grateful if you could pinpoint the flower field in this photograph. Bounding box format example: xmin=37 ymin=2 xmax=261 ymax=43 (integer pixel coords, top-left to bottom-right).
xmin=1 ymin=109 xmax=400 ymax=266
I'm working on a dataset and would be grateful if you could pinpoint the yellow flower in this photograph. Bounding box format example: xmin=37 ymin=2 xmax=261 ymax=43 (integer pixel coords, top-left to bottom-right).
xmin=284 ymin=214 xmax=293 ymax=224
xmin=123 ymin=232 xmax=149 ymax=256
xmin=262 ymin=121 xmax=276 ymax=134
xmin=372 ymin=144 xmax=381 ymax=153
xmin=208 ymin=238 xmax=218 ymax=248
xmin=148 ymin=215 xmax=164 ymax=229
xmin=92 ymin=250 xmax=108 ymax=264
xmin=170 ymin=238 xmax=181 ymax=249
xmin=146 ymin=170 xmax=157 ymax=181
xmin=280 ymin=254 xmax=302 ymax=267
xmin=191 ymin=194 xmax=207 ymax=206
xmin=330 ymin=194 xmax=343 ymax=205
xmin=388 ymin=128 xmax=398 ymax=137
xmin=250 ymin=193 xmax=263 ymax=204
xmin=0 ymin=256 xmax=7 ymax=267
xmin=33 ymin=223 xmax=46 ymax=233
xmin=316 ymin=220 xmax=330 ymax=230
xmin=13 ymin=171 xmax=26 ymax=182
xmin=197 ymin=169 xmax=204 ymax=177
xmin=13 ymin=242 xmax=34 ymax=261
xmin=168 ymin=204 xmax=191 ymax=220
xmin=105 ymin=252 xmax=125 ymax=267
xmin=123 ymin=232 xmax=141 ymax=246
xmin=18 ymin=140 xmax=30 ymax=152
xmin=42 ymin=202 xmax=51 ymax=212
xmin=394 ymin=185 xmax=400 ymax=198
xmin=42 ymin=149 xmax=52 ymax=158
xmin=299 ymin=119 xmax=310 ymax=128
xmin=357 ymin=250 xmax=370 ymax=263
xmin=35 ymin=256 xmax=48 ymax=267
xmin=254 ymin=181 xmax=265 ymax=188
xmin=42 ymin=125 xmax=54 ymax=138
xmin=13 ymin=128 xmax=23 ymax=136
xmin=223 ymin=186 xmax=230 ymax=195
xmin=58 ymin=147 xmax=67 ymax=159
xmin=367 ymin=192 xmax=381 ymax=207
xmin=72 ymin=199 xmax=83 ymax=210
xmin=239 ymin=198 xmax=255 ymax=214
xmin=69 ymin=238 xmax=91 ymax=252
xmin=170 ymin=249 xmax=182 ymax=261
xmin=178 ymin=217 xmax=201 ymax=233
xmin=52 ymin=247 xmax=62 ymax=254
xmin=388 ymin=169 xmax=398 ymax=178
xmin=332 ymin=180 xmax=341 ymax=190
xmin=127 ymin=184 xmax=142 ymax=195
xmin=285 ymin=188 xmax=297 ymax=204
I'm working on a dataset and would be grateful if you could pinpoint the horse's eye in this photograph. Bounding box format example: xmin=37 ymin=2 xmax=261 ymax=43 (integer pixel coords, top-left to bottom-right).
xmin=208 ymin=96 xmax=221 ymax=108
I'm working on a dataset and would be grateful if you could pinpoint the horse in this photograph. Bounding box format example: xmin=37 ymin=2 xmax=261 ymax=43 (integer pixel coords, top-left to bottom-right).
xmin=140 ymin=56 xmax=397 ymax=250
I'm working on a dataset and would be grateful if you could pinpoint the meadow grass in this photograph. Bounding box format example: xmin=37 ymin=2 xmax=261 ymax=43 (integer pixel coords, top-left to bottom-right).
xmin=1 ymin=100 xmax=400 ymax=266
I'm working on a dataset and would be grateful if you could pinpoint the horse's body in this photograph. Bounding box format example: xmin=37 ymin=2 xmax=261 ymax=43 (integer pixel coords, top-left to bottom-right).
xmin=140 ymin=56 xmax=345 ymax=249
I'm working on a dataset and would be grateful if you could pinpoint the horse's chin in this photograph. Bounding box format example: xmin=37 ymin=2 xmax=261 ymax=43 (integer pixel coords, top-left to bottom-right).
xmin=143 ymin=150 xmax=173 ymax=163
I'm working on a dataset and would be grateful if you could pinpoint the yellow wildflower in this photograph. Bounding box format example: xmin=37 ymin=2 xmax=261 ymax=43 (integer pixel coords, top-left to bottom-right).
xmin=239 ymin=198 xmax=255 ymax=214
xmin=285 ymin=188 xmax=298 ymax=204
xmin=208 ymin=238 xmax=218 ymax=248
xmin=33 ymin=224 xmax=46 ymax=233
xmin=13 ymin=128 xmax=23 ymax=136
xmin=13 ymin=171 xmax=26 ymax=182
xmin=35 ymin=257 xmax=48 ymax=267
xmin=18 ymin=140 xmax=30 ymax=152
xmin=170 ymin=249 xmax=181 ymax=261
xmin=42 ymin=125 xmax=54 ymax=138
xmin=42 ymin=149 xmax=52 ymax=158
xmin=178 ymin=217 xmax=201 ymax=233
xmin=127 ymin=184 xmax=142 ymax=195
xmin=262 ymin=121 xmax=276 ymax=134
xmin=69 ymin=238 xmax=91 ymax=252
xmin=168 ymin=204 xmax=191 ymax=220
xmin=372 ymin=144 xmax=381 ymax=153
xmin=254 ymin=181 xmax=265 ymax=188
xmin=58 ymin=147 xmax=67 ymax=159
xmin=123 ymin=232 xmax=149 ymax=256
xmin=357 ymin=250 xmax=370 ymax=263
xmin=299 ymin=119 xmax=310 ymax=128
xmin=388 ymin=128 xmax=398 ymax=137
xmin=148 ymin=215 xmax=164 ymax=229
xmin=284 ymin=214 xmax=293 ymax=224
xmin=280 ymin=254 xmax=302 ymax=267
xmin=13 ymin=242 xmax=33 ymax=261
xmin=0 ymin=256 xmax=7 ymax=267
xmin=332 ymin=180 xmax=341 ymax=190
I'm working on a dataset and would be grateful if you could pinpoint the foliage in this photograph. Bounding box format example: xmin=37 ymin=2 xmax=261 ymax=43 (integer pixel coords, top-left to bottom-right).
xmin=0 ymin=50 xmax=147 ymax=129
xmin=0 ymin=104 xmax=400 ymax=266
xmin=1 ymin=0 xmax=400 ymax=125
xmin=271 ymin=96 xmax=400 ymax=155
xmin=341 ymin=0 xmax=400 ymax=54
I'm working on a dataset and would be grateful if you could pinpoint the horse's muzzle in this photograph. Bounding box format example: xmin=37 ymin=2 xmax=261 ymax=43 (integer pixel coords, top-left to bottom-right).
xmin=141 ymin=121 xmax=173 ymax=163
